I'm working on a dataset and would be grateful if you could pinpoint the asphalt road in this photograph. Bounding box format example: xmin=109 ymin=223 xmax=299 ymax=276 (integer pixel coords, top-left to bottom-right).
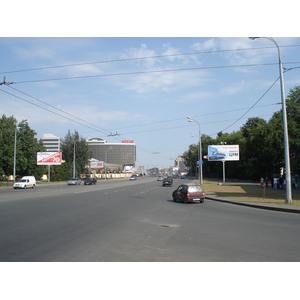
xmin=1 ymin=177 xmax=300 ymax=262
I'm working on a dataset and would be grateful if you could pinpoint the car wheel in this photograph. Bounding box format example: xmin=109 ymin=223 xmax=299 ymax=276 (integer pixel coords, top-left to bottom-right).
xmin=173 ymin=195 xmax=177 ymax=202
xmin=183 ymin=197 xmax=188 ymax=204
xmin=200 ymin=200 xmax=204 ymax=203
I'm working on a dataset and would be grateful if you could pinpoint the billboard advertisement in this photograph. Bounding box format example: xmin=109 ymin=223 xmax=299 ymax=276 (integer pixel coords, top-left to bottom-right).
xmin=90 ymin=161 xmax=104 ymax=170
xmin=208 ymin=145 xmax=239 ymax=161
xmin=37 ymin=152 xmax=62 ymax=165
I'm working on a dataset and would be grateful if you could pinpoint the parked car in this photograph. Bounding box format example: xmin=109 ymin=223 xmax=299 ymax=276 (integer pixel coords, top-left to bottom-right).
xmin=157 ymin=175 xmax=163 ymax=181
xmin=172 ymin=183 xmax=205 ymax=203
xmin=84 ymin=178 xmax=97 ymax=185
xmin=13 ymin=176 xmax=36 ymax=189
xmin=68 ymin=178 xmax=81 ymax=185
xmin=129 ymin=175 xmax=137 ymax=180
xmin=162 ymin=177 xmax=173 ymax=186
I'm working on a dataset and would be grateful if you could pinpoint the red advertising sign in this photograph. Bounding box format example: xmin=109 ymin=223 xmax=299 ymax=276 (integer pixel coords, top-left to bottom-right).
xmin=90 ymin=161 xmax=104 ymax=170
xmin=37 ymin=152 xmax=62 ymax=165
xmin=122 ymin=140 xmax=135 ymax=143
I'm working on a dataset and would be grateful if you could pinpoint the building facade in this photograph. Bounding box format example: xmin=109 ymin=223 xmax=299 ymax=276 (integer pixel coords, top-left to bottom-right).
xmin=40 ymin=133 xmax=62 ymax=152
xmin=87 ymin=137 xmax=136 ymax=171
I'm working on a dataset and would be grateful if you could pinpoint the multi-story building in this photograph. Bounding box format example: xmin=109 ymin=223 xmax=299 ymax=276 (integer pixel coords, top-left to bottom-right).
xmin=86 ymin=137 xmax=136 ymax=171
xmin=40 ymin=133 xmax=62 ymax=152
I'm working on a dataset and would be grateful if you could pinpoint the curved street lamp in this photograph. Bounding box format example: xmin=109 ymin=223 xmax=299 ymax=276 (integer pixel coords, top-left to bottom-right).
xmin=105 ymin=146 xmax=113 ymax=180
xmin=249 ymin=37 xmax=292 ymax=203
xmin=187 ymin=116 xmax=203 ymax=185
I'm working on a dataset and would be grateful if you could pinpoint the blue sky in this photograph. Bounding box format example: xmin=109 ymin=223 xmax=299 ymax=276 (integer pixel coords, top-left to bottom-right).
xmin=1 ymin=36 xmax=300 ymax=169
xmin=1 ymin=0 xmax=300 ymax=169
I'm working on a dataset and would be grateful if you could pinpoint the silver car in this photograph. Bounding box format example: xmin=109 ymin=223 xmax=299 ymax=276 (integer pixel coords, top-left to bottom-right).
xmin=68 ymin=178 xmax=81 ymax=185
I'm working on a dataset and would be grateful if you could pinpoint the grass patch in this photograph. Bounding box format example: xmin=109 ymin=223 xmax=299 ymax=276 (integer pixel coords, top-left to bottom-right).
xmin=202 ymin=180 xmax=300 ymax=206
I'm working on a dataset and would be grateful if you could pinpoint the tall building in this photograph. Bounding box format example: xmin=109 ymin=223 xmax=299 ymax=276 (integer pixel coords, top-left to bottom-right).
xmin=40 ymin=134 xmax=62 ymax=152
xmin=87 ymin=137 xmax=136 ymax=171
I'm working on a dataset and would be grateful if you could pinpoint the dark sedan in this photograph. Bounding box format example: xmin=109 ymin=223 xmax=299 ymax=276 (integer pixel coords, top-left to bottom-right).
xmin=162 ymin=177 xmax=173 ymax=186
xmin=84 ymin=178 xmax=97 ymax=185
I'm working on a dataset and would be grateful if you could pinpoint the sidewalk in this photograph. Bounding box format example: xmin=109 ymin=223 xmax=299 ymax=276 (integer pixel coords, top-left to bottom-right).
xmin=206 ymin=181 xmax=300 ymax=214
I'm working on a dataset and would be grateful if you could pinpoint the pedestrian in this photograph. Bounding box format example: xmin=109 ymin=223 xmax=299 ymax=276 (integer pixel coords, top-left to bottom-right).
xmin=260 ymin=177 xmax=264 ymax=188
xmin=270 ymin=176 xmax=274 ymax=188
xmin=273 ymin=177 xmax=278 ymax=189
xmin=292 ymin=176 xmax=295 ymax=189
xmin=265 ymin=177 xmax=269 ymax=188
xmin=279 ymin=177 xmax=283 ymax=189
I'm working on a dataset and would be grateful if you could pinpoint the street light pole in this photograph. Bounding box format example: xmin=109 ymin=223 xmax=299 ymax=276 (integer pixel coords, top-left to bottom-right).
xmin=105 ymin=146 xmax=112 ymax=180
xmin=187 ymin=116 xmax=203 ymax=185
xmin=249 ymin=37 xmax=292 ymax=203
xmin=72 ymin=139 xmax=76 ymax=178
xmin=13 ymin=121 xmax=17 ymax=183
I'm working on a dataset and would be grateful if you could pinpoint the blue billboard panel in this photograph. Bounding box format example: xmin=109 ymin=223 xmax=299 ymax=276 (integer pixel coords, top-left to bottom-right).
xmin=208 ymin=145 xmax=239 ymax=161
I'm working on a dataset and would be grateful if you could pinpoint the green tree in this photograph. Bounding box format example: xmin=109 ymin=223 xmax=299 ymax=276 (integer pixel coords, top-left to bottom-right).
xmin=0 ymin=115 xmax=46 ymax=179
xmin=0 ymin=115 xmax=15 ymax=177
xmin=17 ymin=120 xmax=46 ymax=178
xmin=50 ymin=162 xmax=72 ymax=181
xmin=61 ymin=130 xmax=89 ymax=177
xmin=181 ymin=86 xmax=300 ymax=181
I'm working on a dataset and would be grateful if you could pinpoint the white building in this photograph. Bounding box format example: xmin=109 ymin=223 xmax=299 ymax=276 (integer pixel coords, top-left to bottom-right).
xmin=40 ymin=134 xmax=62 ymax=152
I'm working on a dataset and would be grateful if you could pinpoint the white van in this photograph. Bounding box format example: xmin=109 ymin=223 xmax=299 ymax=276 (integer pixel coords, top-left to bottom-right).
xmin=13 ymin=176 xmax=36 ymax=189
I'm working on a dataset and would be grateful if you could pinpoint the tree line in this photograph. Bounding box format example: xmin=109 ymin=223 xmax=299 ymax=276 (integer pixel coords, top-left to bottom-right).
xmin=2 ymin=85 xmax=300 ymax=182
xmin=0 ymin=116 xmax=89 ymax=181
xmin=182 ymin=86 xmax=300 ymax=181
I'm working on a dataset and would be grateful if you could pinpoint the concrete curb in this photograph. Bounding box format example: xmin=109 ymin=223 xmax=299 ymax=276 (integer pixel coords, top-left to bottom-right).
xmin=206 ymin=195 xmax=300 ymax=214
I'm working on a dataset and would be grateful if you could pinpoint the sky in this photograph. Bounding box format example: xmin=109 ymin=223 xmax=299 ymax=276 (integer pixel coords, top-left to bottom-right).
xmin=1 ymin=37 xmax=300 ymax=169
xmin=1 ymin=2 xmax=300 ymax=170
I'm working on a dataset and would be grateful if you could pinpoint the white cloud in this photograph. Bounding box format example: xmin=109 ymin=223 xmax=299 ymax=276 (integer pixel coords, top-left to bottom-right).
xmin=220 ymin=80 xmax=248 ymax=95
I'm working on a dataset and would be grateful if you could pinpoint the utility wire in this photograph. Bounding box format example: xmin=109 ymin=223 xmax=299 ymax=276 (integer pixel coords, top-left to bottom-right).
xmin=0 ymin=87 xmax=110 ymax=135
xmin=7 ymin=85 xmax=110 ymax=136
xmin=1 ymin=44 xmax=300 ymax=75
xmin=0 ymin=85 xmax=161 ymax=155
xmin=214 ymin=65 xmax=300 ymax=134
xmin=11 ymin=62 xmax=300 ymax=84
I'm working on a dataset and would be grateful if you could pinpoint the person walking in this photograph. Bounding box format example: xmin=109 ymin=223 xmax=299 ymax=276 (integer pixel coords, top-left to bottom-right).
xmin=260 ymin=177 xmax=264 ymax=188
xmin=273 ymin=177 xmax=278 ymax=189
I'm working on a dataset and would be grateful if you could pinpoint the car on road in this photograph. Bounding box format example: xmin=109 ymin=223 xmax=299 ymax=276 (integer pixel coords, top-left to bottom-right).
xmin=68 ymin=178 xmax=81 ymax=185
xmin=162 ymin=177 xmax=173 ymax=186
xmin=157 ymin=175 xmax=163 ymax=181
xmin=129 ymin=174 xmax=137 ymax=180
xmin=172 ymin=183 xmax=205 ymax=203
xmin=84 ymin=178 xmax=97 ymax=185
xmin=13 ymin=176 xmax=36 ymax=189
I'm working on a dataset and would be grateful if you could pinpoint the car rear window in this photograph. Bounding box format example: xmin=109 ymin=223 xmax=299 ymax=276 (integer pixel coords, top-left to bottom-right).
xmin=188 ymin=186 xmax=202 ymax=192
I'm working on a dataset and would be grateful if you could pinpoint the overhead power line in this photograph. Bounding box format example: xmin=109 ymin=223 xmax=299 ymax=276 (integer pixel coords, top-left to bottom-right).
xmin=11 ymin=62 xmax=300 ymax=85
xmin=7 ymin=85 xmax=110 ymax=136
xmin=1 ymin=44 xmax=300 ymax=75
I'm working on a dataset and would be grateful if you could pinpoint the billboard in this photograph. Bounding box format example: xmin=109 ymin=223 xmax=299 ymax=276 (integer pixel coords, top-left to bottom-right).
xmin=90 ymin=161 xmax=104 ymax=170
xmin=208 ymin=145 xmax=239 ymax=161
xmin=37 ymin=152 xmax=62 ymax=165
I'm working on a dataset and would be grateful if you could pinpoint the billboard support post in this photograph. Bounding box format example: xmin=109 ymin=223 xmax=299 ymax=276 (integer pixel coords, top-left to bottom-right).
xmin=222 ymin=160 xmax=226 ymax=183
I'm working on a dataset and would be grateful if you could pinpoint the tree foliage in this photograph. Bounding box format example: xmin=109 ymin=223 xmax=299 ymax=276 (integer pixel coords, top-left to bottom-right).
xmin=61 ymin=130 xmax=89 ymax=177
xmin=0 ymin=115 xmax=46 ymax=179
xmin=182 ymin=86 xmax=300 ymax=181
